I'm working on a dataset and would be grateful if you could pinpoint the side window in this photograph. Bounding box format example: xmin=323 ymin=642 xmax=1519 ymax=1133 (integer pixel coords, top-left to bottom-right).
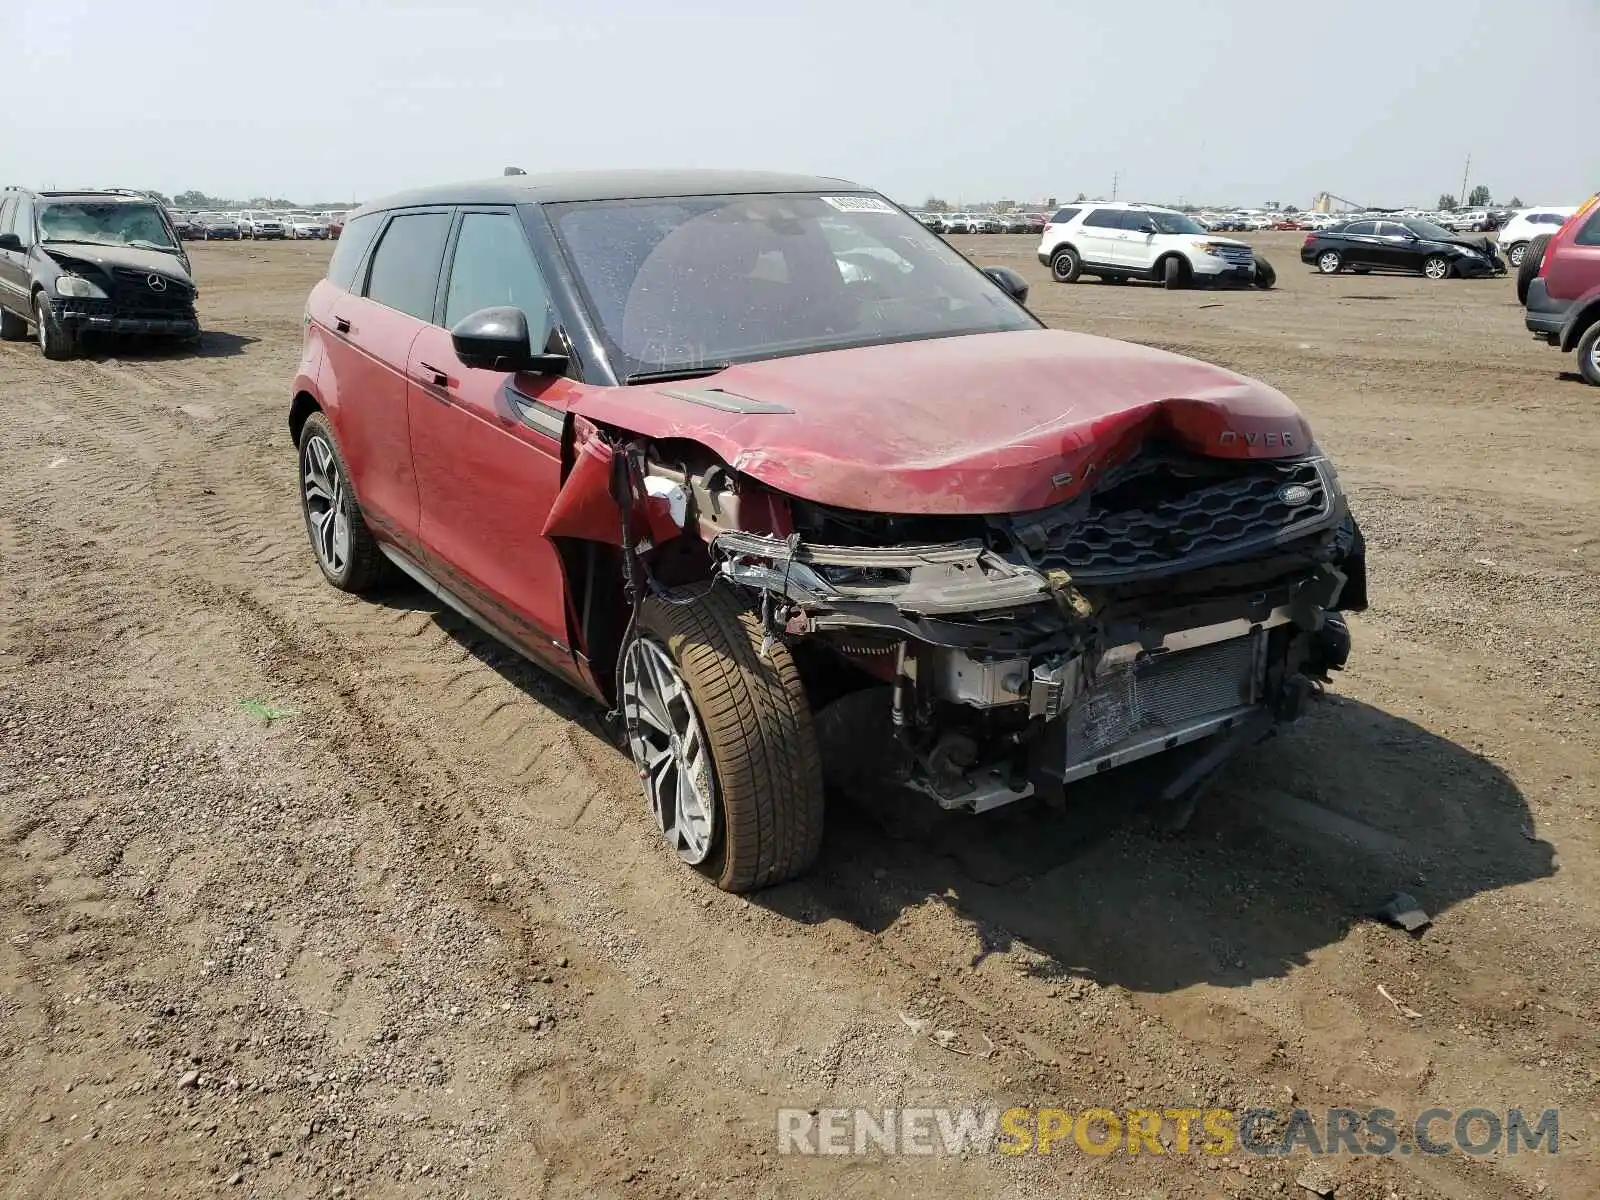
xmin=0 ymin=198 xmax=14 ymax=239
xmin=1379 ymin=222 xmax=1409 ymax=238
xmin=1575 ymin=207 xmax=1600 ymax=247
xmin=1083 ymin=208 xmax=1122 ymax=229
xmin=363 ymin=211 xmax=453 ymax=321
xmin=1118 ymin=211 xmax=1154 ymax=231
xmin=1050 ymin=207 xmax=1081 ymax=224
xmin=326 ymin=212 xmax=383 ymax=292
xmin=11 ymin=196 xmax=34 ymax=245
xmin=1345 ymin=220 xmax=1377 ymax=236
xmin=442 ymin=211 xmax=551 ymax=335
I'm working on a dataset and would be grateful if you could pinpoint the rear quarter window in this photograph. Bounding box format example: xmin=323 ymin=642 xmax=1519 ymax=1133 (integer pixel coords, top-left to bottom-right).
xmin=326 ymin=212 xmax=384 ymax=292
xmin=1575 ymin=207 xmax=1600 ymax=247
xmin=1050 ymin=207 xmax=1081 ymax=224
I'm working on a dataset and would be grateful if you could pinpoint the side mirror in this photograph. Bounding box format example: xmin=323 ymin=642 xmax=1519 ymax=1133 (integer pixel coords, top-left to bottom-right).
xmin=0 ymin=233 xmax=22 ymax=252
xmin=983 ymin=265 xmax=1030 ymax=305
xmin=451 ymin=306 xmax=569 ymax=374
xmin=1139 ymin=221 xmax=1159 ymax=234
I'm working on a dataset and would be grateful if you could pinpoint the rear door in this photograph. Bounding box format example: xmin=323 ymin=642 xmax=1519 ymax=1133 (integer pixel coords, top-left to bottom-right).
xmin=320 ymin=208 xmax=452 ymax=551
xmin=1077 ymin=208 xmax=1124 ymax=269
xmin=1337 ymin=220 xmax=1383 ymax=268
xmin=1544 ymin=200 xmax=1600 ymax=305
xmin=0 ymin=197 xmax=27 ymax=318
xmin=406 ymin=206 xmax=581 ymax=674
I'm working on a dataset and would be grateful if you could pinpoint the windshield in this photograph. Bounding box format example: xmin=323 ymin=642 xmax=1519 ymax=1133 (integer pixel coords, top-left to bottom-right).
xmin=1405 ymin=220 xmax=1456 ymax=241
xmin=1148 ymin=211 xmax=1208 ymax=235
xmin=38 ymin=201 xmax=177 ymax=251
xmin=547 ymin=192 xmax=1038 ymax=379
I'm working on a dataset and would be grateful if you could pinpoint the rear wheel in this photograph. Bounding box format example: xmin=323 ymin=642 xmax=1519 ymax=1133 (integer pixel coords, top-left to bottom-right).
xmin=1422 ymin=255 xmax=1451 ymax=281
xmin=1578 ymin=322 xmax=1600 ymax=388
xmin=1505 ymin=241 xmax=1529 ymax=269
xmin=1317 ymin=250 xmax=1343 ymax=274
xmin=1049 ymin=245 xmax=1082 ymax=284
xmin=1516 ymin=234 xmax=1551 ymax=305
xmin=624 ymin=587 xmax=825 ymax=892
xmin=296 ymin=412 xmax=391 ymax=593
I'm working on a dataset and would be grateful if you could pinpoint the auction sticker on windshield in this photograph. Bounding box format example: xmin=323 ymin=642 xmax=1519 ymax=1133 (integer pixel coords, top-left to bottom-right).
xmin=821 ymin=196 xmax=897 ymax=214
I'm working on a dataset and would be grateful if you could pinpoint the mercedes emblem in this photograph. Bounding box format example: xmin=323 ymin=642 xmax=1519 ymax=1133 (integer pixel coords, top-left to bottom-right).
xmin=146 ymin=274 xmax=168 ymax=292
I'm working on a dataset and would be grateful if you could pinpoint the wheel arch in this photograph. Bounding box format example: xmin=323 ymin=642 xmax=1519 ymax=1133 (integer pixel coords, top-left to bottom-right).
xmin=1154 ymin=251 xmax=1191 ymax=280
xmin=288 ymin=389 xmax=323 ymax=448
xmin=1559 ymin=291 xmax=1600 ymax=352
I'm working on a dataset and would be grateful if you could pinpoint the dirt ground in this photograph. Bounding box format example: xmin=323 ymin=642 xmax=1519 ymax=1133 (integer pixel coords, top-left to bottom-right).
xmin=1 ymin=232 xmax=1596 ymax=1200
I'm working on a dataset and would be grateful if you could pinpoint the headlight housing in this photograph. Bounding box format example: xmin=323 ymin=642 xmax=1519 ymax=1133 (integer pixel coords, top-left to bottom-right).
xmin=1191 ymin=241 xmax=1229 ymax=256
xmin=55 ymin=274 xmax=108 ymax=299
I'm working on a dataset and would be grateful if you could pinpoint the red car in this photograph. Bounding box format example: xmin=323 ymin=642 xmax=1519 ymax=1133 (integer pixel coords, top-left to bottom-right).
xmin=288 ymin=170 xmax=1367 ymax=891
xmin=1523 ymin=191 xmax=1600 ymax=385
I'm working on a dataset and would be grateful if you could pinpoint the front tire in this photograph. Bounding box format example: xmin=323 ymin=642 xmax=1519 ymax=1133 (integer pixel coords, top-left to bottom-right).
xmin=296 ymin=411 xmax=391 ymax=593
xmin=1253 ymin=256 xmax=1277 ymax=289
xmin=1577 ymin=322 xmax=1600 ymax=388
xmin=1422 ymin=255 xmax=1451 ymax=281
xmin=34 ymin=294 xmax=78 ymax=361
xmin=625 ymin=587 xmax=824 ymax=892
xmin=1049 ymin=246 xmax=1082 ymax=284
xmin=1161 ymin=256 xmax=1188 ymax=289
xmin=1317 ymin=250 xmax=1343 ymax=274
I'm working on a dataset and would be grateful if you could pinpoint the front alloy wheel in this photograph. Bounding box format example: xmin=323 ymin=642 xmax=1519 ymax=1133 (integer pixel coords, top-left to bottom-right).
xmin=1423 ymin=255 xmax=1451 ymax=280
xmin=622 ymin=638 xmax=717 ymax=865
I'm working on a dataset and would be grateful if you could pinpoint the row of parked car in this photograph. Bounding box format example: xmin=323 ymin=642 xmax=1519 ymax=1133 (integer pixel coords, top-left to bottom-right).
xmin=914 ymin=211 xmax=1048 ymax=234
xmin=173 ymin=209 xmax=348 ymax=241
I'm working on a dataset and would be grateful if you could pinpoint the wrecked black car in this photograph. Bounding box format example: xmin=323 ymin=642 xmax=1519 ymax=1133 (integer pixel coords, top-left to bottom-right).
xmin=0 ymin=187 xmax=200 ymax=360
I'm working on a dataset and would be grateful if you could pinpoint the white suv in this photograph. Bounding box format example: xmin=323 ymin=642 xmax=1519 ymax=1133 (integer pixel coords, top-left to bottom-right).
xmin=1036 ymin=202 xmax=1268 ymax=288
xmin=1496 ymin=207 xmax=1577 ymax=268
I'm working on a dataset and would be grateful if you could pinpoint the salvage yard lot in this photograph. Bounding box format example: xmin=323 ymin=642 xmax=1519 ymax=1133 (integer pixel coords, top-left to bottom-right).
xmin=1 ymin=234 xmax=1596 ymax=1199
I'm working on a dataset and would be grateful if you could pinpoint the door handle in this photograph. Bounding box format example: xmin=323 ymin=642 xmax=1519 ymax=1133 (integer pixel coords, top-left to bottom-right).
xmin=333 ymin=316 xmax=351 ymax=334
xmin=418 ymin=362 xmax=450 ymax=388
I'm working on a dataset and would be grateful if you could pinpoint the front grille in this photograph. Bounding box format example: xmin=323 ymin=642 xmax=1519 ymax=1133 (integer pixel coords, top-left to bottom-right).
xmin=1216 ymin=245 xmax=1254 ymax=264
xmin=1064 ymin=635 xmax=1257 ymax=765
xmin=109 ymin=267 xmax=195 ymax=314
xmin=1016 ymin=454 xmax=1332 ymax=581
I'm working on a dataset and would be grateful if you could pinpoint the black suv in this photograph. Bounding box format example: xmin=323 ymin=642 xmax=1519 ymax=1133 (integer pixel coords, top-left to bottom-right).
xmin=0 ymin=187 xmax=200 ymax=360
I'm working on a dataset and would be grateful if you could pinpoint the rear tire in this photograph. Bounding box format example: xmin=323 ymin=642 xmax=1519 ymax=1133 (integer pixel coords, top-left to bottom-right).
xmin=1162 ymin=256 xmax=1188 ymax=289
xmin=1577 ymin=322 xmax=1600 ymax=388
xmin=1049 ymin=246 xmax=1082 ymax=284
xmin=1505 ymin=241 xmax=1529 ymax=269
xmin=627 ymin=587 xmax=825 ymax=892
xmin=34 ymin=293 xmax=78 ymax=361
xmin=1317 ymin=250 xmax=1343 ymax=274
xmin=1516 ymin=234 xmax=1551 ymax=305
xmin=1253 ymin=256 xmax=1277 ymax=289
xmin=296 ymin=411 xmax=392 ymax=593
xmin=0 ymin=305 xmax=27 ymax=341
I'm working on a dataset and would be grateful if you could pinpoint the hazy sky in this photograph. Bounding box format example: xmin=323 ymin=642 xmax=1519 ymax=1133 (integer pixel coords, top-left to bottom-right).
xmin=3 ymin=0 xmax=1593 ymax=208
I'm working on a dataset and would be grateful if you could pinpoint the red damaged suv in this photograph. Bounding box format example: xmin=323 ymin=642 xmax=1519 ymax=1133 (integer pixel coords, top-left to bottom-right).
xmin=289 ymin=170 xmax=1367 ymax=892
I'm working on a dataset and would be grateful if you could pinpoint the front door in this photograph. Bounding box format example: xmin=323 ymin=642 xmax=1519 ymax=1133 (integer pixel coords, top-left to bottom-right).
xmin=406 ymin=207 xmax=579 ymax=675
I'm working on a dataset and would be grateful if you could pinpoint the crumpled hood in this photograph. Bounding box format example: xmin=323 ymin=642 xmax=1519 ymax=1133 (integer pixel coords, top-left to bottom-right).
xmin=42 ymin=243 xmax=193 ymax=286
xmin=569 ymin=328 xmax=1314 ymax=515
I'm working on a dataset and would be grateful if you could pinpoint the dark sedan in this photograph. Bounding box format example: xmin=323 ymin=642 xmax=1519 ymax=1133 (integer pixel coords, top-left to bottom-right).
xmin=1299 ymin=218 xmax=1505 ymax=280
